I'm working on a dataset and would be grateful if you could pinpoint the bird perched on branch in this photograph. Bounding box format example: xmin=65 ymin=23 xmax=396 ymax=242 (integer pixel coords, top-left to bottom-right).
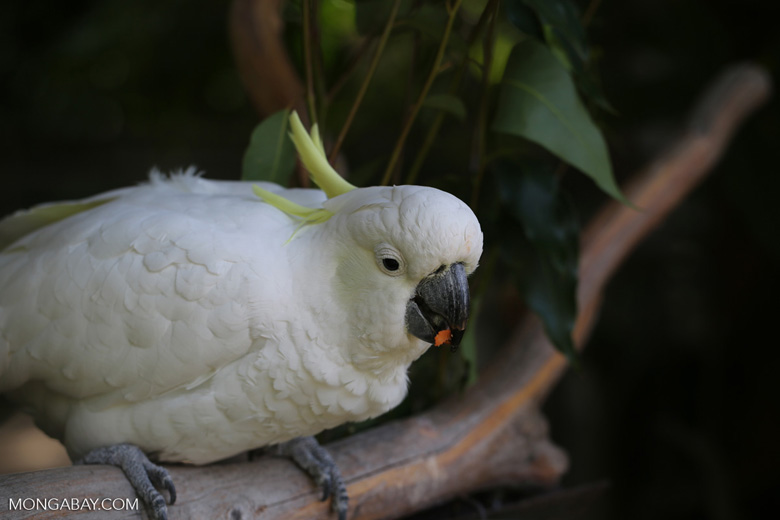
xmin=0 ymin=112 xmax=483 ymax=519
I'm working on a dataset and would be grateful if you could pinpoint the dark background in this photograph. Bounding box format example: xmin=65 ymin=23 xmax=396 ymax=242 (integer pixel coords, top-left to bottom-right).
xmin=1 ymin=1 xmax=778 ymax=519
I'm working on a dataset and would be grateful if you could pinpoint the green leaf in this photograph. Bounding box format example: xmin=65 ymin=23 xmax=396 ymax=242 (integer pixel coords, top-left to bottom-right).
xmin=422 ymin=94 xmax=467 ymax=120
xmin=492 ymin=39 xmax=625 ymax=202
xmin=496 ymin=161 xmax=578 ymax=359
xmin=504 ymin=0 xmax=544 ymax=40
xmin=543 ymin=23 xmax=574 ymax=71
xmin=241 ymin=108 xmax=297 ymax=184
xmin=521 ymin=0 xmax=588 ymax=72
xmin=506 ymin=0 xmax=614 ymax=112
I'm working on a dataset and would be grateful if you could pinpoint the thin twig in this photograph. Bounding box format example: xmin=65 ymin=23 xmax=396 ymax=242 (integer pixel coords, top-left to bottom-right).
xmin=470 ymin=0 xmax=498 ymax=210
xmin=405 ymin=32 xmax=422 ymax=128
xmin=582 ymin=0 xmax=603 ymax=27
xmin=405 ymin=0 xmax=499 ymax=185
xmin=381 ymin=0 xmax=464 ymax=186
xmin=311 ymin=1 xmax=327 ymax=123
xmin=325 ymin=34 xmax=377 ymax=103
xmin=329 ymin=0 xmax=403 ymax=163
xmin=302 ymin=0 xmax=318 ymax=125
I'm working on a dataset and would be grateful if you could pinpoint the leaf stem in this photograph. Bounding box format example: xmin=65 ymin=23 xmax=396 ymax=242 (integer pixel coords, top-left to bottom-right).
xmin=329 ymin=0 xmax=403 ymax=163
xmin=382 ymin=0 xmax=463 ymax=186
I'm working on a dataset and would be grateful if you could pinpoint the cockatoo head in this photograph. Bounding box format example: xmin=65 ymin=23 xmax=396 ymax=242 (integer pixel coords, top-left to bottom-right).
xmin=254 ymin=112 xmax=483 ymax=365
xmin=322 ymin=185 xmax=482 ymax=358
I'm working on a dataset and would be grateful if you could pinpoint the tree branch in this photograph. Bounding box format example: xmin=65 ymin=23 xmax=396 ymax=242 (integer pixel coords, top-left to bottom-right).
xmin=229 ymin=0 xmax=305 ymax=119
xmin=0 ymin=64 xmax=770 ymax=519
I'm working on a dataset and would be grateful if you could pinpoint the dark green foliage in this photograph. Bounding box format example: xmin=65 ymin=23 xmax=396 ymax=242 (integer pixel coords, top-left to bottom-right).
xmin=505 ymin=0 xmax=615 ymax=113
xmin=354 ymin=0 xmax=406 ymax=35
xmin=516 ymin=0 xmax=589 ymax=72
xmin=246 ymin=0 xmax=623 ymax=359
xmin=503 ymin=0 xmax=544 ymax=41
xmin=493 ymin=39 xmax=623 ymax=203
xmin=497 ymin=161 xmax=579 ymax=360
xmin=421 ymin=94 xmax=467 ymax=120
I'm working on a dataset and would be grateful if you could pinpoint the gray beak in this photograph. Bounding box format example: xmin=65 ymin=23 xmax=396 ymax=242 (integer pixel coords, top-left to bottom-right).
xmin=405 ymin=262 xmax=470 ymax=350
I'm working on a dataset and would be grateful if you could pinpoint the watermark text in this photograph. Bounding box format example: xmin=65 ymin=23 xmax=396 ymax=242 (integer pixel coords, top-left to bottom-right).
xmin=8 ymin=497 xmax=139 ymax=512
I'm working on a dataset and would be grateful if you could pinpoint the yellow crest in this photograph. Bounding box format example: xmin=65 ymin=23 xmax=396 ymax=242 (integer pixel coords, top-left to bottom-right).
xmin=253 ymin=111 xmax=356 ymax=228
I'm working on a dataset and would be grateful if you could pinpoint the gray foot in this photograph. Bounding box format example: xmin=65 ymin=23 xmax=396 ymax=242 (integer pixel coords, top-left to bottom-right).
xmin=272 ymin=436 xmax=348 ymax=520
xmin=77 ymin=443 xmax=176 ymax=520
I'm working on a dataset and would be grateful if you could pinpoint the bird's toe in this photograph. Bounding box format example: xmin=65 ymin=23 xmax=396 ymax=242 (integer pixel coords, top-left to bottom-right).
xmin=77 ymin=443 xmax=174 ymax=520
xmin=272 ymin=436 xmax=349 ymax=518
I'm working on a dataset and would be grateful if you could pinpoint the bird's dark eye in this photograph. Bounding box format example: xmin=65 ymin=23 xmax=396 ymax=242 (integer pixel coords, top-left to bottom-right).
xmin=382 ymin=258 xmax=400 ymax=271
xmin=375 ymin=245 xmax=405 ymax=276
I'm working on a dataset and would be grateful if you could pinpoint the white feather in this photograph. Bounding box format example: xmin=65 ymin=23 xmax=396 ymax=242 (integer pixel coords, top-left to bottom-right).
xmin=0 ymin=172 xmax=483 ymax=464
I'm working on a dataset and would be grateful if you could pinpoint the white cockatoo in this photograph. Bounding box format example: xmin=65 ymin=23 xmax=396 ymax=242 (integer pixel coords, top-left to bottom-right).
xmin=0 ymin=112 xmax=483 ymax=519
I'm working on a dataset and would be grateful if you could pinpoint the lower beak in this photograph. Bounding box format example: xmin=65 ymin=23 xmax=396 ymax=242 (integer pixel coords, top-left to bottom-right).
xmin=405 ymin=263 xmax=470 ymax=350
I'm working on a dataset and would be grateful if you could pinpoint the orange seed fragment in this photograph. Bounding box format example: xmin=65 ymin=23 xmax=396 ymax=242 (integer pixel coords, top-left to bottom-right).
xmin=434 ymin=329 xmax=452 ymax=347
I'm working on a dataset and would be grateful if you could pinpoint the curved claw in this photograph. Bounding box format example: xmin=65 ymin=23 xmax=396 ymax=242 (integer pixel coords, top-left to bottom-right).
xmin=320 ymin=477 xmax=331 ymax=501
xmin=145 ymin=459 xmax=177 ymax=505
xmin=77 ymin=443 xmax=175 ymax=520
xmin=272 ymin=436 xmax=348 ymax=519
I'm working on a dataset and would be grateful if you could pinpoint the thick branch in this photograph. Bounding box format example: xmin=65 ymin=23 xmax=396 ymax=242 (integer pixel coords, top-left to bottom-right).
xmin=0 ymin=64 xmax=770 ymax=519
xmin=229 ymin=0 xmax=305 ymax=118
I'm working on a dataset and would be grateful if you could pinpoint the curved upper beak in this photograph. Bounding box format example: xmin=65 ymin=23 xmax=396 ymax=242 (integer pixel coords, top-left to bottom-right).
xmin=405 ymin=262 xmax=470 ymax=349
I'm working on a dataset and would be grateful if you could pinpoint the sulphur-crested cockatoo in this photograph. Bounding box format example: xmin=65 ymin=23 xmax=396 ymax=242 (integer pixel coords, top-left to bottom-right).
xmin=0 ymin=112 xmax=482 ymax=520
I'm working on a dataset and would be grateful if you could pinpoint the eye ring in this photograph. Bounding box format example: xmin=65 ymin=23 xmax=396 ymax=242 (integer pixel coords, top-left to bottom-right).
xmin=375 ymin=245 xmax=406 ymax=277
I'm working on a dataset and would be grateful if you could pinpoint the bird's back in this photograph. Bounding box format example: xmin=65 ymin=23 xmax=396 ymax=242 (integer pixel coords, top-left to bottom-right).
xmin=0 ymin=172 xmax=322 ymax=412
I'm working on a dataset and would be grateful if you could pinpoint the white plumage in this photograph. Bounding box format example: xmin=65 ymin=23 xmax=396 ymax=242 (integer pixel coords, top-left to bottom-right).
xmin=0 ymin=167 xmax=483 ymax=467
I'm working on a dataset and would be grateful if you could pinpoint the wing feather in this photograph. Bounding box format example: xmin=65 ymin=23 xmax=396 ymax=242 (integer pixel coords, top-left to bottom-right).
xmin=0 ymin=176 xmax=320 ymax=408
